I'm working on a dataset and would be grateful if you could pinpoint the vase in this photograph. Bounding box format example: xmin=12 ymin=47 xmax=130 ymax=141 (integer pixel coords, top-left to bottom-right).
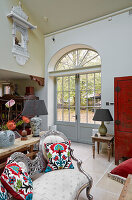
xmin=0 ymin=130 xmax=15 ymax=148
xmin=30 ymin=116 xmax=42 ymax=137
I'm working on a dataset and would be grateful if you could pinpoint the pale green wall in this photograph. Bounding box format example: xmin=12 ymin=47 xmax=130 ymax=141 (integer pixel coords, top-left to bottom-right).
xmin=0 ymin=0 xmax=44 ymax=77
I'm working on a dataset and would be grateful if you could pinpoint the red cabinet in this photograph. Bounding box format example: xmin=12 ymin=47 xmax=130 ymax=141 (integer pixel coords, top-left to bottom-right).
xmin=114 ymin=76 xmax=132 ymax=165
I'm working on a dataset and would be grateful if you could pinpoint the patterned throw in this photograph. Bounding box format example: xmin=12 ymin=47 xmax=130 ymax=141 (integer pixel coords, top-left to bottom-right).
xmin=44 ymin=141 xmax=74 ymax=173
xmin=1 ymin=159 xmax=33 ymax=200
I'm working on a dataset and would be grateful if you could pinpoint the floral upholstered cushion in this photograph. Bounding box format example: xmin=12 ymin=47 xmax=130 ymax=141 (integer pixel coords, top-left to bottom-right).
xmin=44 ymin=141 xmax=74 ymax=173
xmin=0 ymin=182 xmax=8 ymax=200
xmin=1 ymin=159 xmax=33 ymax=200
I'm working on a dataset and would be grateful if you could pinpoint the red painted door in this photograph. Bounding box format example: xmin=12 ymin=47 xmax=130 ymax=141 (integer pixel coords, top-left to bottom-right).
xmin=114 ymin=76 xmax=132 ymax=165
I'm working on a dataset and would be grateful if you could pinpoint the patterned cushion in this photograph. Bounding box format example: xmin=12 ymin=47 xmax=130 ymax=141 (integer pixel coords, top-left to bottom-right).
xmin=42 ymin=135 xmax=65 ymax=161
xmin=44 ymin=141 xmax=74 ymax=173
xmin=0 ymin=182 xmax=8 ymax=200
xmin=1 ymin=159 xmax=33 ymax=200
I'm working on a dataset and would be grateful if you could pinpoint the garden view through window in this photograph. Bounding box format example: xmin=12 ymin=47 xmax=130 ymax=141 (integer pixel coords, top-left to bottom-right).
xmin=55 ymin=48 xmax=101 ymax=124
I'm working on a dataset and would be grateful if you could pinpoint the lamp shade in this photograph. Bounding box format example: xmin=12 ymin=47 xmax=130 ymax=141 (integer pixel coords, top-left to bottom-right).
xmin=93 ymin=109 xmax=113 ymax=122
xmin=22 ymin=100 xmax=48 ymax=117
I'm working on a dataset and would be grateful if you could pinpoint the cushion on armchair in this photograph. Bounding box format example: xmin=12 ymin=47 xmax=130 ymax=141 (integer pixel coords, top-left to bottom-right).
xmin=1 ymin=158 xmax=33 ymax=200
xmin=44 ymin=141 xmax=74 ymax=173
xmin=42 ymin=135 xmax=65 ymax=161
xmin=0 ymin=182 xmax=8 ymax=200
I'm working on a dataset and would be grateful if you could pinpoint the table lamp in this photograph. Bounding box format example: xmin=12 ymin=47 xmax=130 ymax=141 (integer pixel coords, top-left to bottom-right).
xmin=22 ymin=100 xmax=48 ymax=137
xmin=93 ymin=109 xmax=113 ymax=136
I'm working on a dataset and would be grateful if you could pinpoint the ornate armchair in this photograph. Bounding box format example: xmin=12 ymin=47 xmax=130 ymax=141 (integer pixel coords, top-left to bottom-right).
xmin=9 ymin=130 xmax=93 ymax=200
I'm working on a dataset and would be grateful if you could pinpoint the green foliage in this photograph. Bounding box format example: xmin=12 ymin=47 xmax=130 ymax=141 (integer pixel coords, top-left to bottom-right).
xmin=0 ymin=124 xmax=8 ymax=130
xmin=16 ymin=120 xmax=24 ymax=126
xmin=57 ymin=72 xmax=101 ymax=107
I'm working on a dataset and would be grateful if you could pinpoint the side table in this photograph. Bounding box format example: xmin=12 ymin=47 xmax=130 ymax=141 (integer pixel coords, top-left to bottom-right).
xmin=0 ymin=131 xmax=45 ymax=175
xmin=92 ymin=134 xmax=114 ymax=162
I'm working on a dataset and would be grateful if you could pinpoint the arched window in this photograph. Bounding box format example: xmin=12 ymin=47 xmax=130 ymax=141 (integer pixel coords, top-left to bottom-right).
xmin=55 ymin=48 xmax=101 ymax=71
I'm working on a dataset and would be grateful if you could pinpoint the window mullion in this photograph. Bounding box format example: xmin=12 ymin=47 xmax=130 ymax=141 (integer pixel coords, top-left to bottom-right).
xmin=86 ymin=74 xmax=88 ymax=123
xmin=94 ymin=73 xmax=95 ymax=124
xmin=68 ymin=76 xmax=70 ymax=122
xmin=62 ymin=77 xmax=64 ymax=121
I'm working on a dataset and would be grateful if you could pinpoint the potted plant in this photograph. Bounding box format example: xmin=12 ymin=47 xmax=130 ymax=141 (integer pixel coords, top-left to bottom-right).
xmin=0 ymin=99 xmax=30 ymax=148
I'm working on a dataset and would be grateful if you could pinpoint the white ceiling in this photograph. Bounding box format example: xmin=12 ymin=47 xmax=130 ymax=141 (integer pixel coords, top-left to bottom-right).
xmin=23 ymin=0 xmax=132 ymax=34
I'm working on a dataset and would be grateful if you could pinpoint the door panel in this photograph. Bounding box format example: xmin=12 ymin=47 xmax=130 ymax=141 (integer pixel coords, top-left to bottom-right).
xmin=114 ymin=76 xmax=132 ymax=164
xmin=56 ymin=75 xmax=77 ymax=141
xmin=117 ymin=79 xmax=132 ymax=132
xmin=57 ymin=123 xmax=78 ymax=141
xmin=56 ymin=73 xmax=101 ymax=143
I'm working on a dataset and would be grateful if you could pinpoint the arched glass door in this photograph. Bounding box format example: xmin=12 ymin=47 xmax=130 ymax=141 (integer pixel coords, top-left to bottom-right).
xmin=55 ymin=49 xmax=101 ymax=143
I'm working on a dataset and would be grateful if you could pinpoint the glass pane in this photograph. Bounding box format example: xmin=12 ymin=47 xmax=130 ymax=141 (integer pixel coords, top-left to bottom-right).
xmin=57 ymin=92 xmax=63 ymax=106
xmin=70 ymin=76 xmax=75 ymax=90
xmin=95 ymin=91 xmax=101 ymax=107
xmin=63 ymin=76 xmax=69 ymax=91
xmin=64 ymin=109 xmax=69 ymax=121
xmin=57 ymin=108 xmax=62 ymax=121
xmin=95 ymin=73 xmax=101 ymax=91
xmin=72 ymin=50 xmax=77 ymax=66
xmin=83 ymin=51 xmax=101 ymax=67
xmin=88 ymin=107 xmax=94 ymax=124
xmin=67 ymin=52 xmax=74 ymax=67
xmin=78 ymin=49 xmax=88 ymax=66
xmin=80 ymin=74 xmax=87 ymax=90
xmin=70 ymin=107 xmax=75 ymax=122
xmin=80 ymin=91 xmax=87 ymax=106
xmin=60 ymin=57 xmax=70 ymax=70
xmin=57 ymin=77 xmax=62 ymax=91
xmin=63 ymin=92 xmax=69 ymax=107
xmin=70 ymin=91 xmax=75 ymax=106
xmin=88 ymin=74 xmax=94 ymax=90
xmin=88 ymin=96 xmax=94 ymax=106
xmin=80 ymin=107 xmax=87 ymax=123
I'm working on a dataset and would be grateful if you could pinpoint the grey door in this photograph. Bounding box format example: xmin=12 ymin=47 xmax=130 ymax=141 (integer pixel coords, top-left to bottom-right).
xmin=55 ymin=72 xmax=101 ymax=143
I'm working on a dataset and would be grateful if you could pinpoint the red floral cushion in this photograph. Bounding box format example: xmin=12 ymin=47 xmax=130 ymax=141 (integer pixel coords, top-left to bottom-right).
xmin=44 ymin=141 xmax=74 ymax=173
xmin=110 ymin=158 xmax=132 ymax=178
xmin=0 ymin=182 xmax=8 ymax=200
xmin=1 ymin=159 xmax=33 ymax=200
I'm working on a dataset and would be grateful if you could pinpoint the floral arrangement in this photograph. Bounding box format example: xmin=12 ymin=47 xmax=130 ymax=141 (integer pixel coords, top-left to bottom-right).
xmin=0 ymin=99 xmax=30 ymax=131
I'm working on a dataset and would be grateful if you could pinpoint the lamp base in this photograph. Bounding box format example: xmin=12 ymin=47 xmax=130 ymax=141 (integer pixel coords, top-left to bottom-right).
xmin=30 ymin=116 xmax=42 ymax=137
xmin=99 ymin=121 xmax=107 ymax=136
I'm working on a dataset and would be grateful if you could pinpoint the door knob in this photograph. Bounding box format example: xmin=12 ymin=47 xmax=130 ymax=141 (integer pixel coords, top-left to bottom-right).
xmin=72 ymin=115 xmax=77 ymax=120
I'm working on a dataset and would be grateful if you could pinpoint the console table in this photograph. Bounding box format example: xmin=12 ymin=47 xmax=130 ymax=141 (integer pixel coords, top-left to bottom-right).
xmin=0 ymin=131 xmax=45 ymax=174
xmin=92 ymin=134 xmax=114 ymax=161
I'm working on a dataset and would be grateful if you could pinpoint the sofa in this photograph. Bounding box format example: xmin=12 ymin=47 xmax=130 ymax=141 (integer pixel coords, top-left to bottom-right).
xmin=1 ymin=130 xmax=93 ymax=200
